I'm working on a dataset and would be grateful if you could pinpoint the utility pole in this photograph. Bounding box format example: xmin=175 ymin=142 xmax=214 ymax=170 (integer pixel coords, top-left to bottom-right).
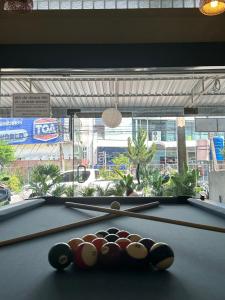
xmin=67 ymin=109 xmax=80 ymax=196
xmin=176 ymin=117 xmax=187 ymax=174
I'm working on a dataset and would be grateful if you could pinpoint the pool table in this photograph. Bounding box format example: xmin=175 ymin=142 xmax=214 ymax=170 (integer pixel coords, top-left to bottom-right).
xmin=0 ymin=196 xmax=225 ymax=300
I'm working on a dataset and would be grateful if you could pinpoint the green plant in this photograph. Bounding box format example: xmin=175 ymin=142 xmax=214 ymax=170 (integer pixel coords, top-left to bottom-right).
xmin=8 ymin=175 xmax=22 ymax=193
xmin=127 ymin=129 xmax=156 ymax=185
xmin=29 ymin=164 xmax=64 ymax=197
xmin=64 ymin=186 xmax=77 ymax=197
xmin=99 ymin=167 xmax=121 ymax=180
xmin=95 ymin=183 xmax=113 ymax=196
xmin=51 ymin=185 xmax=66 ymax=197
xmin=0 ymin=141 xmax=15 ymax=169
xmin=0 ymin=200 xmax=10 ymax=207
xmin=107 ymin=182 xmax=126 ymax=196
xmin=112 ymin=154 xmax=130 ymax=170
xmin=114 ymin=169 xmax=136 ymax=196
xmin=164 ymin=164 xmax=199 ymax=197
xmin=0 ymin=173 xmax=23 ymax=193
xmin=79 ymin=186 xmax=96 ymax=197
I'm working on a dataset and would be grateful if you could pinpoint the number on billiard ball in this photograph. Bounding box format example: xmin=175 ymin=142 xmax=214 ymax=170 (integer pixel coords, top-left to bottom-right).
xmin=148 ymin=242 xmax=174 ymax=271
xmin=48 ymin=243 xmax=73 ymax=270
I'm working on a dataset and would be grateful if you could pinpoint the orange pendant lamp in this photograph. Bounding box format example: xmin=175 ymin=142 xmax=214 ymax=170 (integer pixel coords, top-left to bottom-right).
xmin=4 ymin=0 xmax=33 ymax=11
xmin=199 ymin=0 xmax=225 ymax=16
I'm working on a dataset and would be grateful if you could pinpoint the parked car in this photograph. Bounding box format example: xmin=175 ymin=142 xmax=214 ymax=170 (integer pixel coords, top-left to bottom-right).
xmin=61 ymin=169 xmax=112 ymax=189
xmin=0 ymin=184 xmax=11 ymax=203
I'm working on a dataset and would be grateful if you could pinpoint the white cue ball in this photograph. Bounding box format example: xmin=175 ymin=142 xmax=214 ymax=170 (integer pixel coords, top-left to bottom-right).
xmin=110 ymin=201 xmax=121 ymax=210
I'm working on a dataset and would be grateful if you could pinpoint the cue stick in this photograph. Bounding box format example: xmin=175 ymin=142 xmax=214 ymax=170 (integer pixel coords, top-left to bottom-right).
xmin=65 ymin=202 xmax=225 ymax=234
xmin=0 ymin=201 xmax=159 ymax=247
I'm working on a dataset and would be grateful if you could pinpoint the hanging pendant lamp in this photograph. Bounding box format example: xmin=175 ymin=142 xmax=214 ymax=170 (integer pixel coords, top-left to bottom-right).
xmin=199 ymin=0 xmax=225 ymax=16
xmin=102 ymin=107 xmax=122 ymax=128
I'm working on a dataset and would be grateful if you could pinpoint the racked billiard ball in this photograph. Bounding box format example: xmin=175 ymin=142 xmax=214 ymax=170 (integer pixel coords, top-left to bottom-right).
xmin=107 ymin=227 xmax=120 ymax=234
xmin=92 ymin=237 xmax=107 ymax=252
xmin=74 ymin=242 xmax=98 ymax=269
xmin=95 ymin=231 xmax=108 ymax=238
xmin=99 ymin=242 xmax=121 ymax=267
xmin=125 ymin=242 xmax=148 ymax=268
xmin=116 ymin=238 xmax=131 ymax=250
xmin=128 ymin=234 xmax=142 ymax=242
xmin=68 ymin=238 xmax=84 ymax=253
xmin=105 ymin=234 xmax=119 ymax=242
xmin=48 ymin=242 xmax=73 ymax=270
xmin=117 ymin=230 xmax=130 ymax=238
xmin=82 ymin=234 xmax=97 ymax=243
xmin=110 ymin=201 xmax=121 ymax=210
xmin=139 ymin=238 xmax=155 ymax=252
xmin=148 ymin=242 xmax=174 ymax=271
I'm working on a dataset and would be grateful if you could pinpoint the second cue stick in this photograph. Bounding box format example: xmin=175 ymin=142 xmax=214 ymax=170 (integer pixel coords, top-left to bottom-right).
xmin=65 ymin=202 xmax=225 ymax=234
xmin=0 ymin=201 xmax=159 ymax=247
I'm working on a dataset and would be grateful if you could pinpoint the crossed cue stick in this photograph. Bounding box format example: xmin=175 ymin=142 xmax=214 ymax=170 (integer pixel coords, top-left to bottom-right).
xmin=65 ymin=202 xmax=225 ymax=234
xmin=0 ymin=202 xmax=159 ymax=247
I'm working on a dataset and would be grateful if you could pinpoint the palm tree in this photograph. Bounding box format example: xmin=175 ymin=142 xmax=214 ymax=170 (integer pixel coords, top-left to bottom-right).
xmin=29 ymin=164 xmax=65 ymax=197
xmin=127 ymin=129 xmax=156 ymax=185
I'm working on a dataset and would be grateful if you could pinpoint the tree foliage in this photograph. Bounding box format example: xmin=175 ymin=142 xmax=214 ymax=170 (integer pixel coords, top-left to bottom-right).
xmin=127 ymin=129 xmax=156 ymax=184
xmin=0 ymin=141 xmax=15 ymax=169
xmin=112 ymin=154 xmax=130 ymax=170
xmin=29 ymin=164 xmax=64 ymax=197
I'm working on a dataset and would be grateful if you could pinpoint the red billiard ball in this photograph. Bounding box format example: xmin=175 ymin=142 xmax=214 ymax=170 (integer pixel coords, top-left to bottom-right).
xmin=117 ymin=230 xmax=130 ymax=238
xmin=92 ymin=238 xmax=107 ymax=252
xmin=99 ymin=242 xmax=121 ymax=267
xmin=116 ymin=238 xmax=131 ymax=250
xmin=82 ymin=234 xmax=97 ymax=243
xmin=74 ymin=242 xmax=98 ymax=269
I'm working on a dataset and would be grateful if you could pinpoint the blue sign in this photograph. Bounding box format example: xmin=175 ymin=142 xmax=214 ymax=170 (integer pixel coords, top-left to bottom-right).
xmin=213 ymin=137 xmax=224 ymax=161
xmin=0 ymin=118 xmax=64 ymax=145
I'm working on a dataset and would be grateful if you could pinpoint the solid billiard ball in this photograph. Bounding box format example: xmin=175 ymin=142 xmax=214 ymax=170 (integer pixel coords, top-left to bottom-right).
xmin=107 ymin=227 xmax=120 ymax=234
xmin=148 ymin=242 xmax=174 ymax=271
xmin=95 ymin=231 xmax=108 ymax=238
xmin=116 ymin=238 xmax=131 ymax=250
xmin=105 ymin=234 xmax=119 ymax=242
xmin=99 ymin=242 xmax=121 ymax=267
xmin=92 ymin=238 xmax=107 ymax=252
xmin=139 ymin=238 xmax=155 ymax=252
xmin=117 ymin=230 xmax=130 ymax=238
xmin=125 ymin=242 xmax=149 ymax=268
xmin=110 ymin=201 xmax=120 ymax=210
xmin=82 ymin=234 xmax=97 ymax=243
xmin=68 ymin=238 xmax=84 ymax=253
xmin=74 ymin=242 xmax=98 ymax=269
xmin=48 ymin=243 xmax=73 ymax=270
xmin=128 ymin=234 xmax=142 ymax=242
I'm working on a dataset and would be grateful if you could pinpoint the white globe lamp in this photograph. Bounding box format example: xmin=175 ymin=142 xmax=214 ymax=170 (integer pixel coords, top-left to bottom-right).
xmin=102 ymin=107 xmax=122 ymax=128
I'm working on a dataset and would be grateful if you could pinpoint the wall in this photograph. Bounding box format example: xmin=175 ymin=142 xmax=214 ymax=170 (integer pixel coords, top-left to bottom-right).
xmin=209 ymin=171 xmax=225 ymax=203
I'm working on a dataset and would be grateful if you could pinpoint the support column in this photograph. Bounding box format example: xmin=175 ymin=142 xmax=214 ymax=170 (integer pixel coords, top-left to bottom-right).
xmin=176 ymin=117 xmax=187 ymax=174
